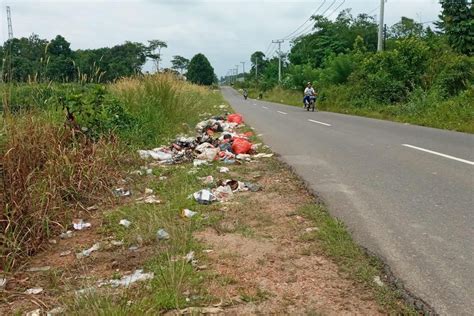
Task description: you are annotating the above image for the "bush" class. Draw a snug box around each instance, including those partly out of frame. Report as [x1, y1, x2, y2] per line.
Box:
[432, 54, 474, 97]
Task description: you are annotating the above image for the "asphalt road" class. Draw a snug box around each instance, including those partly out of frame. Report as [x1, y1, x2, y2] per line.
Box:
[221, 87, 474, 315]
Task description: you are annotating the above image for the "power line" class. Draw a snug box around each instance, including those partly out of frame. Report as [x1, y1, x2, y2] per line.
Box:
[281, 0, 327, 40]
[289, 0, 339, 40]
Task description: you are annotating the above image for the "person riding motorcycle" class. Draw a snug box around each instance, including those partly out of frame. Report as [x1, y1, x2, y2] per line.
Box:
[303, 82, 316, 107]
[243, 89, 248, 100]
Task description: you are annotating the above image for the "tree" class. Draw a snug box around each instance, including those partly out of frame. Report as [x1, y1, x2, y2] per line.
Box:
[46, 35, 75, 81]
[389, 17, 424, 39]
[186, 53, 215, 85]
[437, 0, 473, 55]
[147, 40, 167, 72]
[171, 55, 189, 74]
[250, 51, 266, 77]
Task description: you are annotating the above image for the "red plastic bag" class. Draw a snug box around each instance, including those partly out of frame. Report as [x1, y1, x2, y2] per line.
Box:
[232, 138, 252, 154]
[227, 113, 244, 124]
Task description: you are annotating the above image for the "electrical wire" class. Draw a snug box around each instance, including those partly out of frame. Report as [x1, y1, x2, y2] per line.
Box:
[288, 0, 339, 40]
[281, 0, 327, 40]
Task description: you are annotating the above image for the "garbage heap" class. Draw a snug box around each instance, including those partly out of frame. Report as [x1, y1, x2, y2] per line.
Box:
[138, 113, 269, 166]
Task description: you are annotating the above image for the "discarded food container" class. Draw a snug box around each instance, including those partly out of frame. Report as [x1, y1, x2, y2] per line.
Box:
[193, 189, 216, 204]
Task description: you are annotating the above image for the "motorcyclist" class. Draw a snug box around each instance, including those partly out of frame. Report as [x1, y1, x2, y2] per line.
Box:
[243, 89, 248, 100]
[303, 82, 316, 107]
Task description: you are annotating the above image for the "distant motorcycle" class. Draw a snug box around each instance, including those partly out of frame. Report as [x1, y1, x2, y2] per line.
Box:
[243, 90, 248, 100]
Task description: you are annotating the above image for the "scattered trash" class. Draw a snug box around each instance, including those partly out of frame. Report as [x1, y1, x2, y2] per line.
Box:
[25, 287, 43, 295]
[145, 188, 154, 194]
[130, 170, 143, 176]
[184, 251, 197, 265]
[47, 307, 66, 315]
[179, 307, 224, 314]
[236, 154, 251, 160]
[227, 113, 243, 124]
[138, 148, 173, 161]
[128, 246, 139, 251]
[254, 153, 274, 158]
[219, 167, 229, 173]
[73, 219, 91, 230]
[193, 159, 208, 167]
[201, 175, 214, 184]
[232, 138, 252, 154]
[60, 230, 74, 239]
[76, 243, 101, 259]
[182, 209, 198, 218]
[137, 195, 161, 204]
[244, 182, 262, 192]
[213, 185, 234, 202]
[75, 287, 96, 297]
[146, 168, 153, 175]
[193, 189, 216, 205]
[156, 229, 170, 240]
[203, 249, 214, 253]
[109, 269, 154, 288]
[0, 277, 6, 289]
[119, 219, 132, 228]
[59, 250, 72, 257]
[374, 276, 384, 287]
[26, 309, 41, 316]
[111, 240, 124, 246]
[159, 176, 168, 180]
[27, 266, 51, 272]
[48, 239, 57, 244]
[305, 227, 319, 232]
[113, 188, 131, 197]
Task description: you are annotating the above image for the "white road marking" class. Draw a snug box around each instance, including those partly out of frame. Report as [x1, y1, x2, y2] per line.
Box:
[262, 106, 269, 109]
[402, 144, 474, 166]
[277, 111, 288, 115]
[308, 119, 331, 127]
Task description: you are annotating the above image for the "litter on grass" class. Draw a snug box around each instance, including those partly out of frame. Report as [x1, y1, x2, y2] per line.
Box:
[113, 188, 131, 197]
[108, 270, 154, 287]
[119, 219, 132, 228]
[60, 230, 74, 239]
[27, 266, 51, 272]
[0, 277, 6, 289]
[25, 287, 43, 295]
[193, 189, 216, 204]
[144, 188, 154, 194]
[201, 175, 214, 184]
[156, 229, 170, 240]
[72, 219, 91, 230]
[182, 209, 198, 218]
[219, 167, 230, 173]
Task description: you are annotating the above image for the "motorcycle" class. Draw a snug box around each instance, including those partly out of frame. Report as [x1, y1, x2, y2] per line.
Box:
[304, 95, 316, 112]
[243, 90, 248, 100]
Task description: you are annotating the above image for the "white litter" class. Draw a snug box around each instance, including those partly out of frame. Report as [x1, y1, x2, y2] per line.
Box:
[142, 195, 161, 204]
[184, 251, 195, 264]
[201, 175, 214, 184]
[119, 219, 132, 228]
[59, 250, 72, 257]
[305, 227, 319, 232]
[197, 148, 219, 161]
[219, 167, 230, 173]
[47, 307, 66, 315]
[73, 219, 91, 230]
[27, 266, 51, 272]
[26, 309, 41, 316]
[193, 189, 216, 204]
[0, 277, 6, 289]
[159, 176, 168, 180]
[114, 187, 131, 197]
[60, 230, 74, 239]
[156, 229, 170, 240]
[253, 153, 274, 158]
[213, 185, 234, 202]
[193, 159, 208, 167]
[111, 240, 124, 246]
[109, 269, 154, 288]
[25, 287, 43, 295]
[76, 243, 101, 259]
[138, 148, 173, 161]
[146, 168, 153, 175]
[182, 209, 198, 218]
[144, 188, 154, 194]
[203, 249, 214, 253]
[374, 276, 384, 287]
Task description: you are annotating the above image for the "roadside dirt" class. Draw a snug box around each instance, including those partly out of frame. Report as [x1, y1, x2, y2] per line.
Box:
[195, 162, 384, 315]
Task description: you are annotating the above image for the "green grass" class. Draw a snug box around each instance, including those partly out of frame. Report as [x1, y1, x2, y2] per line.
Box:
[298, 203, 416, 314]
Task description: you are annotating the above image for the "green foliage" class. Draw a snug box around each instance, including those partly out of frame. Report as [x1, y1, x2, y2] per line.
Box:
[389, 17, 424, 39]
[186, 53, 216, 86]
[438, 0, 473, 55]
[171, 55, 189, 73]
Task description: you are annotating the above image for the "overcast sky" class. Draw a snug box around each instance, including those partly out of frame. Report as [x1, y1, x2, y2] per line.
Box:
[1, 0, 441, 77]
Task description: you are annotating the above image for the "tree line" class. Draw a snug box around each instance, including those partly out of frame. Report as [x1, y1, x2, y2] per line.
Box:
[0, 35, 217, 85]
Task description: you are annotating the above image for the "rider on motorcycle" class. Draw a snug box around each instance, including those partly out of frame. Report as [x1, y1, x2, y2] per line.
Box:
[243, 89, 248, 100]
[303, 82, 316, 107]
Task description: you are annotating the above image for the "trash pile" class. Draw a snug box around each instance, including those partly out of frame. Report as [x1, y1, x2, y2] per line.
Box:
[138, 113, 272, 165]
[193, 179, 261, 204]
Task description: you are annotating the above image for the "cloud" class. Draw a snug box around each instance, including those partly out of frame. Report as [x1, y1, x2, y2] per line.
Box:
[3, 0, 441, 76]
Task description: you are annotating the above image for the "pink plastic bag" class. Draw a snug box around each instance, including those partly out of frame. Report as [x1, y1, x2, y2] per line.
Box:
[227, 114, 244, 124]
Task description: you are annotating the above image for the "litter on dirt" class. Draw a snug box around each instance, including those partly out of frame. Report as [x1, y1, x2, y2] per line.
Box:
[179, 307, 224, 314]
[73, 219, 91, 230]
[109, 269, 154, 288]
[193, 159, 208, 167]
[119, 219, 132, 228]
[25, 287, 43, 295]
[27, 266, 51, 272]
[47, 307, 66, 315]
[219, 167, 230, 173]
[144, 188, 154, 194]
[60, 230, 74, 239]
[59, 250, 72, 257]
[76, 243, 101, 259]
[26, 309, 41, 316]
[184, 251, 196, 264]
[374, 276, 384, 287]
[213, 185, 234, 202]
[111, 240, 124, 246]
[156, 229, 170, 240]
[201, 175, 214, 184]
[0, 277, 6, 289]
[137, 195, 161, 204]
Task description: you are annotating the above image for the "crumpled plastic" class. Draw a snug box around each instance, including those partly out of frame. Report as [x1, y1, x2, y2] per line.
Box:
[227, 113, 243, 124]
[109, 269, 154, 288]
[193, 189, 216, 204]
[232, 138, 252, 154]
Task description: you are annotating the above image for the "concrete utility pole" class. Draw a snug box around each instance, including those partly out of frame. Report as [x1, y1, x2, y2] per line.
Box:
[6, 6, 13, 40]
[272, 39, 284, 82]
[377, 0, 385, 51]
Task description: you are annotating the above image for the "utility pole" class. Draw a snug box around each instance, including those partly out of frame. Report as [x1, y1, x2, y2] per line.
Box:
[272, 39, 284, 82]
[7, 6, 13, 40]
[235, 64, 239, 82]
[377, 0, 385, 51]
[240, 61, 245, 80]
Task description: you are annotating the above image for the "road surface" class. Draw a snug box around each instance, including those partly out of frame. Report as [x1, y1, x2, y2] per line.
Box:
[221, 87, 474, 315]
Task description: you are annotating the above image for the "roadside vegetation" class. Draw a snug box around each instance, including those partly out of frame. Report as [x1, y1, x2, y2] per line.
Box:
[233, 1, 473, 133]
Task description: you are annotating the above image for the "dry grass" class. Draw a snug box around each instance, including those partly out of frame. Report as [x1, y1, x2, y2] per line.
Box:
[0, 113, 124, 271]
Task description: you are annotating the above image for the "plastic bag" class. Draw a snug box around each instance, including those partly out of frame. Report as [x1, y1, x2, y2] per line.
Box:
[232, 138, 252, 154]
[227, 113, 244, 124]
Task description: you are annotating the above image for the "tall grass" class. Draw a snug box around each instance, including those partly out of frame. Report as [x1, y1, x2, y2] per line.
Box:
[0, 112, 123, 271]
[111, 74, 219, 147]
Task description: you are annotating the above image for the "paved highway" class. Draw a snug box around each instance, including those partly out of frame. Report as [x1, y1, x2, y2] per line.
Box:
[222, 87, 474, 315]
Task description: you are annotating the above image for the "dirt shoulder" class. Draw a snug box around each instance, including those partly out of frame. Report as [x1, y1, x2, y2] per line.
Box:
[0, 116, 411, 315]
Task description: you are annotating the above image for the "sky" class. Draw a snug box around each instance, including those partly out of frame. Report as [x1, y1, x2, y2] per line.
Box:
[1, 0, 442, 77]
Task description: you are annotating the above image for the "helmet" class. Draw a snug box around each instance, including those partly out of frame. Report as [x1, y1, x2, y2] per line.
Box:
[307, 82, 311, 85]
